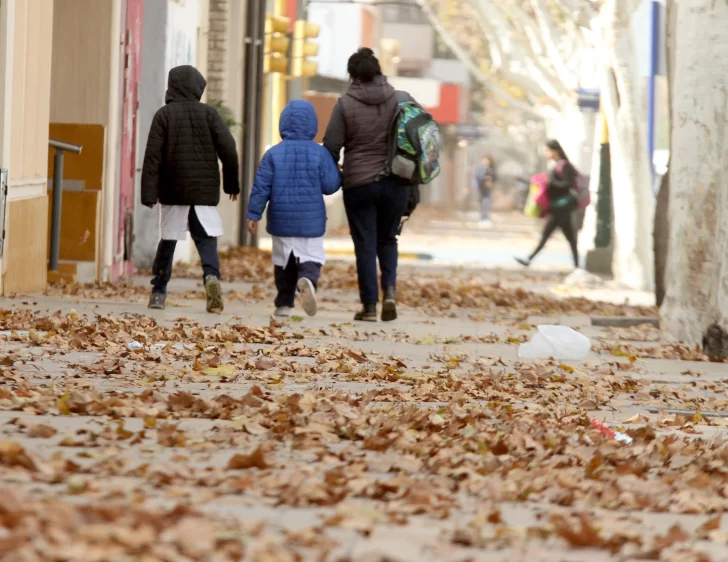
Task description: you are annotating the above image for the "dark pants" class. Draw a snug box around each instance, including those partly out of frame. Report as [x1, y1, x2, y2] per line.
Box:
[530, 209, 579, 267]
[343, 177, 411, 305]
[151, 207, 220, 294]
[274, 252, 321, 307]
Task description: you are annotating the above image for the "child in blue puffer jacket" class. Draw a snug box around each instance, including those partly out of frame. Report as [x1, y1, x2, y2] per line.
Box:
[247, 100, 342, 318]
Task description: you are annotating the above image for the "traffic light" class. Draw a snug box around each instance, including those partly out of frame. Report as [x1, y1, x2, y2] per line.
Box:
[265, 14, 290, 74]
[291, 20, 320, 78]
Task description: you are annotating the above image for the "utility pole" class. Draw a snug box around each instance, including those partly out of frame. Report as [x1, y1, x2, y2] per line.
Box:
[647, 0, 659, 193]
[239, 0, 266, 247]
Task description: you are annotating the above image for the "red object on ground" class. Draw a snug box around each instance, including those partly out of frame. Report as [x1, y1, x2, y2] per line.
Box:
[590, 418, 633, 444]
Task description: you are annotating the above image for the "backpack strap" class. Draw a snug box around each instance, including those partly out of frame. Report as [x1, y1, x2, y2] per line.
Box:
[394, 90, 410, 104]
[380, 91, 411, 180]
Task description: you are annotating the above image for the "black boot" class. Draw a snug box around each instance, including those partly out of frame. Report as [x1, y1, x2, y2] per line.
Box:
[354, 303, 377, 322]
[381, 286, 397, 322]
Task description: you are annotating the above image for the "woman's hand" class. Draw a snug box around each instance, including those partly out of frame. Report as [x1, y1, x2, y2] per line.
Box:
[229, 194, 238, 202]
[248, 220, 258, 235]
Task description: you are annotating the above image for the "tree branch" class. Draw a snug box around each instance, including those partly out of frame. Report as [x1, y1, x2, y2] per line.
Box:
[529, 0, 579, 88]
[472, 0, 561, 104]
[414, 0, 547, 119]
[499, 1, 571, 100]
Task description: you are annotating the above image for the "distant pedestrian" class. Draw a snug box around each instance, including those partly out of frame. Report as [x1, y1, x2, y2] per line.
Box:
[141, 65, 240, 313]
[323, 47, 423, 322]
[516, 139, 580, 269]
[247, 100, 341, 319]
[473, 156, 496, 227]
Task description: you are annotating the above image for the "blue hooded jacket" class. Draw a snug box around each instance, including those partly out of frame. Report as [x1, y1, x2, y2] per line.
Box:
[247, 100, 342, 238]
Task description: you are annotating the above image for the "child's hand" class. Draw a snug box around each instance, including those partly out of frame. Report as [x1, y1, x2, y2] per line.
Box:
[229, 194, 238, 202]
[248, 220, 258, 235]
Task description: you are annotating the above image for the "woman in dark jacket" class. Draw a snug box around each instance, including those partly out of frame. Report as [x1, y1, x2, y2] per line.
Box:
[323, 48, 413, 322]
[516, 140, 580, 269]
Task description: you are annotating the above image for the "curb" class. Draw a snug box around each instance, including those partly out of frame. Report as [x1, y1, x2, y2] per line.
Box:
[591, 316, 660, 328]
[325, 248, 434, 261]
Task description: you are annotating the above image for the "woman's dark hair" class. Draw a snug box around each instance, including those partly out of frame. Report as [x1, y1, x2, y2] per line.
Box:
[347, 48, 382, 82]
[545, 139, 569, 161]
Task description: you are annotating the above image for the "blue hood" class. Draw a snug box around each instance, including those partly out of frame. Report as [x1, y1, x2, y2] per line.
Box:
[280, 100, 318, 141]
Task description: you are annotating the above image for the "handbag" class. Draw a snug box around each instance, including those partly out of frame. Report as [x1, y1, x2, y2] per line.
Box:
[524, 174, 550, 218]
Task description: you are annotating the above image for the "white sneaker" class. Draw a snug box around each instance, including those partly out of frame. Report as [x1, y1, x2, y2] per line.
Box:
[478, 220, 494, 228]
[274, 306, 292, 318]
[297, 278, 318, 317]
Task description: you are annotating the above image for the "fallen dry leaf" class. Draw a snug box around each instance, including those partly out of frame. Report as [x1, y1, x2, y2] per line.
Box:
[227, 446, 270, 470]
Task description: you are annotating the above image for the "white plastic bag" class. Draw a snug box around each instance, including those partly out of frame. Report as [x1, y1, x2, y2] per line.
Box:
[518, 325, 591, 361]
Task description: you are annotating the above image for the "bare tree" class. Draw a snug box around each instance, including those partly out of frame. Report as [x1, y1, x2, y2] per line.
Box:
[661, 0, 728, 357]
[597, 0, 654, 290]
[416, 0, 599, 115]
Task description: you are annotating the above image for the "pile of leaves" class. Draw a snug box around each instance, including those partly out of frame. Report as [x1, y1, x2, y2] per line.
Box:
[393, 277, 657, 317]
[0, 488, 247, 560]
[172, 246, 273, 284]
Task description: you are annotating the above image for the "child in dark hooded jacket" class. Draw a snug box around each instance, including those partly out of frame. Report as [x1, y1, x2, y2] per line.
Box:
[247, 100, 341, 318]
[141, 65, 239, 314]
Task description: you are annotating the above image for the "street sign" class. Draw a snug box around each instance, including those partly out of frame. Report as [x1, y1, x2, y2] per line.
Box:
[577, 88, 600, 112]
[456, 125, 487, 140]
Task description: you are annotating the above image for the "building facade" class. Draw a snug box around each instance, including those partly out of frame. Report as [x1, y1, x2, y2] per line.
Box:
[134, 0, 212, 269]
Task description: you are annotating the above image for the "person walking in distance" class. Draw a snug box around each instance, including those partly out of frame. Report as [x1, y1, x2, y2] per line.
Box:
[473, 156, 495, 228]
[516, 140, 580, 270]
[247, 100, 341, 319]
[141, 65, 240, 313]
[323, 48, 422, 322]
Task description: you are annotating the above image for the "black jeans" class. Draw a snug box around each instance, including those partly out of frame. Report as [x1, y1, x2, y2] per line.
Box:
[151, 207, 221, 294]
[530, 209, 579, 267]
[274, 252, 322, 308]
[343, 177, 411, 305]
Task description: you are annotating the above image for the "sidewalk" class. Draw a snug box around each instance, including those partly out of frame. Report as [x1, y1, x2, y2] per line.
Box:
[259, 211, 578, 269]
[0, 263, 722, 560]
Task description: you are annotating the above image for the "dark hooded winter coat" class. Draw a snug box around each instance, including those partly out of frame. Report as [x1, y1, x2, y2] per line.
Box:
[141, 65, 240, 207]
[247, 100, 341, 238]
[322, 75, 403, 189]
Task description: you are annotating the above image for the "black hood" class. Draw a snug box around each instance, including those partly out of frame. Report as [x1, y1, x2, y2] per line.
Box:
[165, 65, 206, 104]
[346, 75, 395, 106]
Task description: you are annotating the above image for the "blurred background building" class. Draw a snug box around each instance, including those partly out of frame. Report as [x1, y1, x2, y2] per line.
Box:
[0, 0, 640, 293]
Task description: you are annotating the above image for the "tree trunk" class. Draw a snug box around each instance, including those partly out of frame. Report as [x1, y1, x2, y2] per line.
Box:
[653, 167, 669, 307]
[661, 0, 728, 356]
[598, 0, 655, 290]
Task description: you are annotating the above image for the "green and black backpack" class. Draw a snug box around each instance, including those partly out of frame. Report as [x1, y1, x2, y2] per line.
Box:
[387, 92, 441, 185]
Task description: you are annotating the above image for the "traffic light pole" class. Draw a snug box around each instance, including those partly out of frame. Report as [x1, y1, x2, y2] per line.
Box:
[251, 0, 267, 247]
[239, 0, 266, 247]
[287, 0, 307, 101]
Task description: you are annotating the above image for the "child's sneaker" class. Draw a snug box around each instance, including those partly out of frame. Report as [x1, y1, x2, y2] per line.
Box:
[274, 306, 292, 318]
[205, 275, 224, 313]
[297, 278, 317, 317]
[148, 292, 166, 310]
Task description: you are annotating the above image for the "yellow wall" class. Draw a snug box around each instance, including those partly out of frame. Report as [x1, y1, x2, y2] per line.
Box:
[50, 0, 114, 125]
[48, 0, 118, 283]
[4, 196, 49, 294]
[10, 0, 54, 181]
[3, 0, 55, 294]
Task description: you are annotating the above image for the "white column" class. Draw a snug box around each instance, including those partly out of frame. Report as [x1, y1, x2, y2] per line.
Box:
[0, 0, 15, 289]
[101, 0, 123, 281]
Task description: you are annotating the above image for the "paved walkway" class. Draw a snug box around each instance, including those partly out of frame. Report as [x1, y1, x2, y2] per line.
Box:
[260, 211, 578, 269]
[0, 262, 724, 561]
